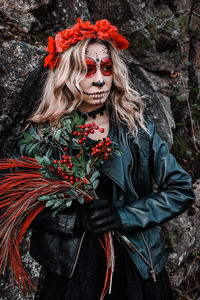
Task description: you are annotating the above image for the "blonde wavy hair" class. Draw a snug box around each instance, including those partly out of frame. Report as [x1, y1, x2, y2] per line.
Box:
[29, 38, 147, 135]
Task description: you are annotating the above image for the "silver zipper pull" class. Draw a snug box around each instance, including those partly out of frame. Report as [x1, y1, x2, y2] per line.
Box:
[150, 270, 157, 282]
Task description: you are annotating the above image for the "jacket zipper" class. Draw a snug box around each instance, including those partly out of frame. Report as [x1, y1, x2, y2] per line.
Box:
[70, 231, 86, 278]
[141, 232, 157, 281]
[116, 231, 157, 281]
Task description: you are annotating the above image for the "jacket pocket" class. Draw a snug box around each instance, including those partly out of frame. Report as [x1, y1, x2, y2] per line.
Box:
[143, 226, 166, 256]
[31, 207, 77, 236]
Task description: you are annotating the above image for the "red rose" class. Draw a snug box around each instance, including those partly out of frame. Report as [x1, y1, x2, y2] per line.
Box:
[81, 30, 96, 39]
[107, 25, 118, 35]
[97, 31, 110, 40]
[44, 18, 129, 70]
[55, 29, 73, 52]
[81, 21, 93, 29]
[72, 23, 82, 35]
[96, 19, 111, 31]
[113, 32, 129, 50]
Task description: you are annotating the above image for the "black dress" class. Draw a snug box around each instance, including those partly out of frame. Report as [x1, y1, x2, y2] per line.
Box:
[34, 123, 175, 300]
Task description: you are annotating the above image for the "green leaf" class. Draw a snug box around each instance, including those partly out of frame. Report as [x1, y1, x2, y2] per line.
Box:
[62, 164, 67, 172]
[72, 138, 80, 147]
[71, 156, 79, 166]
[73, 111, 80, 123]
[41, 171, 51, 179]
[94, 160, 101, 167]
[91, 170, 100, 183]
[35, 156, 44, 165]
[86, 159, 92, 175]
[51, 210, 57, 217]
[51, 194, 59, 199]
[83, 184, 93, 190]
[80, 169, 85, 179]
[76, 118, 85, 126]
[65, 200, 72, 207]
[78, 197, 84, 204]
[37, 144, 46, 155]
[28, 126, 41, 140]
[46, 200, 56, 207]
[57, 193, 65, 198]
[26, 143, 38, 155]
[18, 139, 28, 146]
[64, 121, 72, 133]
[46, 148, 53, 158]
[38, 195, 51, 201]
[43, 156, 51, 166]
[78, 153, 86, 167]
[93, 179, 99, 190]
[61, 130, 69, 140]
[24, 131, 34, 141]
[72, 166, 77, 177]
[59, 137, 68, 146]
[53, 128, 62, 142]
[52, 201, 63, 209]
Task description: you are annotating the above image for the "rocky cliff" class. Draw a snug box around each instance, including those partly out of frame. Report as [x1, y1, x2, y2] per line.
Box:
[0, 0, 199, 299]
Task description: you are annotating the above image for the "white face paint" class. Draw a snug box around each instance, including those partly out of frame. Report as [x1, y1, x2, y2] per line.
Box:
[79, 42, 113, 112]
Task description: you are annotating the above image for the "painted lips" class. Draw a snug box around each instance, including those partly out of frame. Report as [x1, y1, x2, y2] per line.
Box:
[83, 90, 110, 99]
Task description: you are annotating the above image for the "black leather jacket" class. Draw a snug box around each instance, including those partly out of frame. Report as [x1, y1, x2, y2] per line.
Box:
[11, 118, 195, 280]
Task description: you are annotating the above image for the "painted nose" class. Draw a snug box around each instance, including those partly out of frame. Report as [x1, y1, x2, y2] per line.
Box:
[92, 68, 105, 87]
[92, 80, 105, 87]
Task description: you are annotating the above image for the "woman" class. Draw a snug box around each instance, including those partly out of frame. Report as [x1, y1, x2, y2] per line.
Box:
[12, 18, 195, 300]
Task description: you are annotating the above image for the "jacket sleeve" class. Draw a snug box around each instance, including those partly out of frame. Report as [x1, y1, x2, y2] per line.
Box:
[117, 125, 196, 234]
[10, 131, 78, 236]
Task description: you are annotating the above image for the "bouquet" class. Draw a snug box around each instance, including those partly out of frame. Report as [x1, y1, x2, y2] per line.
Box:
[0, 112, 120, 300]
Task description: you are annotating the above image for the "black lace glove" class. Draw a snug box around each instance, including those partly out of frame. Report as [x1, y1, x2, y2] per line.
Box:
[88, 199, 122, 234]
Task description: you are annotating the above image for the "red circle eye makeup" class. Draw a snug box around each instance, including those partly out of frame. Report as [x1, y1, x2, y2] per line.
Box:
[84, 57, 112, 78]
[100, 58, 112, 76]
[85, 58, 97, 78]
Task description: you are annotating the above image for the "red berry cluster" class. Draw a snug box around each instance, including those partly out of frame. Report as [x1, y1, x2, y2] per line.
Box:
[51, 122, 110, 189]
[53, 154, 88, 186]
[73, 122, 104, 144]
[91, 137, 112, 160]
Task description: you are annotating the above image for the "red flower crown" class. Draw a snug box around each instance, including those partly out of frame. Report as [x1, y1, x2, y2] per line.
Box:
[44, 18, 129, 70]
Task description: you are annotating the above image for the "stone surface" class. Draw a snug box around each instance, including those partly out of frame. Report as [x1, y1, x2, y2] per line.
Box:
[165, 179, 200, 287]
[0, 40, 45, 157]
[0, 231, 41, 300]
[0, 0, 54, 33]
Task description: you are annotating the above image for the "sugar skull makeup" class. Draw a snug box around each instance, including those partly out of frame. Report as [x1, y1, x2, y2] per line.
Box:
[85, 57, 113, 78]
[79, 43, 113, 111]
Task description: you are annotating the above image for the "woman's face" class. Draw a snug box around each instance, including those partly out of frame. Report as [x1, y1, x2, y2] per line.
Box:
[79, 42, 113, 111]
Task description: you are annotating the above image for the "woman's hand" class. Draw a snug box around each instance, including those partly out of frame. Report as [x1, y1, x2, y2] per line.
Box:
[88, 199, 122, 234]
[76, 199, 122, 234]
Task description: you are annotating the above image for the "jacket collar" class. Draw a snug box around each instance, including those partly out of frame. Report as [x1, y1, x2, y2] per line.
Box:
[99, 126, 135, 193]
